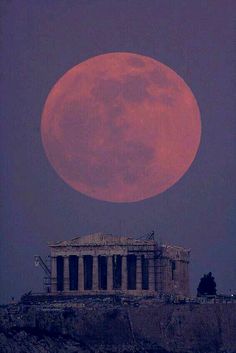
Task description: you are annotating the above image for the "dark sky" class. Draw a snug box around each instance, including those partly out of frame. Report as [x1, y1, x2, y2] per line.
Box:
[1, 0, 235, 303]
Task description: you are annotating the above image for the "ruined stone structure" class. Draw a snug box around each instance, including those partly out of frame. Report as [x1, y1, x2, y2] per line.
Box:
[49, 233, 190, 297]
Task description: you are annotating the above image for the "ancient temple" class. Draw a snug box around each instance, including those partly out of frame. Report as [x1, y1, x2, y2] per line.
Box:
[49, 233, 190, 297]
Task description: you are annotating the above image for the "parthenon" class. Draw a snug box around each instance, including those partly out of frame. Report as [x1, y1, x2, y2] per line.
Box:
[49, 233, 190, 297]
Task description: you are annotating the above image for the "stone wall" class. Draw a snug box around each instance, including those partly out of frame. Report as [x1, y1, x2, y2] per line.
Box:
[159, 245, 190, 296]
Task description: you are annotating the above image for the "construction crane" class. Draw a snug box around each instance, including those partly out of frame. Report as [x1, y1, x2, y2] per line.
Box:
[34, 255, 51, 291]
[137, 230, 155, 240]
[146, 230, 155, 240]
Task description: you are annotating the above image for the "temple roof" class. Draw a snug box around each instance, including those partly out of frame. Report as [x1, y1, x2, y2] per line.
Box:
[49, 232, 155, 247]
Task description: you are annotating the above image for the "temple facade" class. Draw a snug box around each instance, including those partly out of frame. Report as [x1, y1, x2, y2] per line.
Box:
[49, 233, 190, 297]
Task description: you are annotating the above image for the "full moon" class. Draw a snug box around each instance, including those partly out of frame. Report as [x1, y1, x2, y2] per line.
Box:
[41, 52, 201, 202]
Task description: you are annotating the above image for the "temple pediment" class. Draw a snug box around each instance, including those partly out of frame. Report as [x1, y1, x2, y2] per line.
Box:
[49, 232, 147, 247]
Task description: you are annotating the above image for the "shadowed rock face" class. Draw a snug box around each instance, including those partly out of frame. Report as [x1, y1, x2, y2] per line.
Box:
[0, 302, 235, 353]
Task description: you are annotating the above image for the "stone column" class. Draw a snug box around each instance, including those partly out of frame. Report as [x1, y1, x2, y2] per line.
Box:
[122, 255, 127, 291]
[92, 255, 98, 291]
[148, 256, 155, 291]
[174, 261, 178, 283]
[78, 256, 84, 292]
[50, 256, 57, 293]
[107, 256, 113, 291]
[136, 255, 142, 291]
[163, 258, 170, 294]
[185, 262, 190, 296]
[63, 256, 70, 292]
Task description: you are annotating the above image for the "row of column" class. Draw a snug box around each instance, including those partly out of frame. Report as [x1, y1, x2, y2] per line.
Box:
[51, 254, 155, 293]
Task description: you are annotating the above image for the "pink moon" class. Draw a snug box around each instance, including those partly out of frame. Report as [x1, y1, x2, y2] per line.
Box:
[41, 52, 201, 202]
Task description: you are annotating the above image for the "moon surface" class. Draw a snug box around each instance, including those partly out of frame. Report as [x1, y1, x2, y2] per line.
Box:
[41, 52, 201, 202]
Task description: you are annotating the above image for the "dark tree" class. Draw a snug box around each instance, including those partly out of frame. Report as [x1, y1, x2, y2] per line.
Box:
[197, 272, 217, 296]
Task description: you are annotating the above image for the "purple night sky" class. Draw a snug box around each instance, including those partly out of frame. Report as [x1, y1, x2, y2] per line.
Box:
[1, 0, 235, 303]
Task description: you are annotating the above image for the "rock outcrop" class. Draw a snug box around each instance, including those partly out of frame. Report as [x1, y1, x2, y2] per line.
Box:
[0, 299, 235, 353]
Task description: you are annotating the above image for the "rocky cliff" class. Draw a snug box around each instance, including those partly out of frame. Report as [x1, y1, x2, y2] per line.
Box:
[0, 298, 235, 353]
